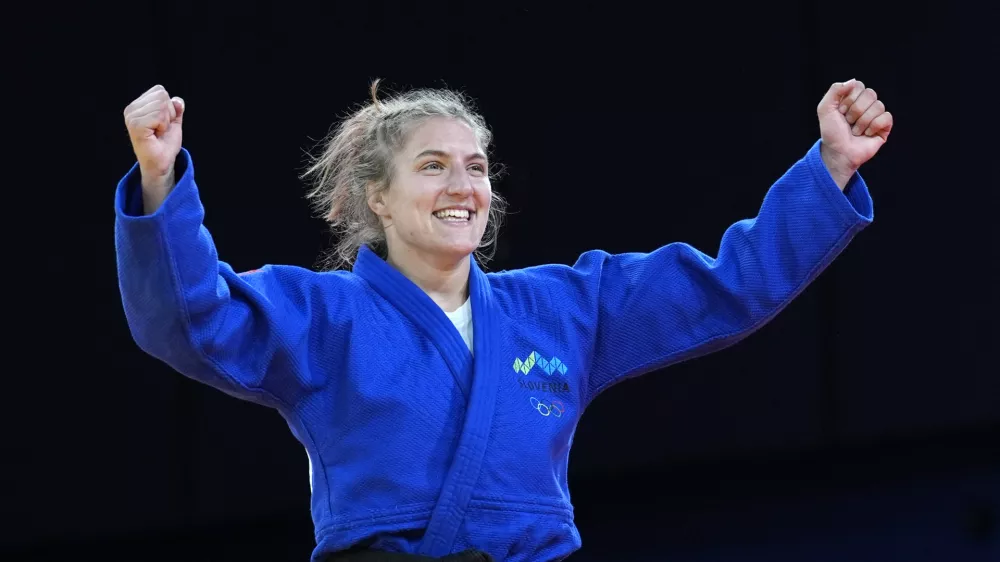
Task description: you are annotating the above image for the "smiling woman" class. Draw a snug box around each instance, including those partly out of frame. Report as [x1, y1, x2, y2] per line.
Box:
[116, 78, 886, 561]
[301, 81, 507, 285]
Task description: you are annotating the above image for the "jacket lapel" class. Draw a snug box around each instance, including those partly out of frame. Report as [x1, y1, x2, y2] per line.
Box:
[352, 246, 474, 399]
[418, 255, 500, 555]
[351, 247, 500, 554]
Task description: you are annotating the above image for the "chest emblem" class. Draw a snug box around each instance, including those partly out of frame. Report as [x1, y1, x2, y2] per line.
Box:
[513, 351, 572, 418]
[513, 351, 568, 376]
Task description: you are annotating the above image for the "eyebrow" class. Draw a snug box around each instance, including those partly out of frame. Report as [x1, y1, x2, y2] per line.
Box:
[413, 149, 488, 163]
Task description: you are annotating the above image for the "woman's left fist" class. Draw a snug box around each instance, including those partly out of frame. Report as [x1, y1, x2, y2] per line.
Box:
[817, 79, 893, 174]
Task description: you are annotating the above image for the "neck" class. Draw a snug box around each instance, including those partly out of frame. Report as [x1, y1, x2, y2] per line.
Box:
[386, 249, 471, 313]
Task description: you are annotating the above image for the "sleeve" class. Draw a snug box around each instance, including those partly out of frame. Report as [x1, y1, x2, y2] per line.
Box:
[550, 139, 875, 403]
[114, 148, 328, 409]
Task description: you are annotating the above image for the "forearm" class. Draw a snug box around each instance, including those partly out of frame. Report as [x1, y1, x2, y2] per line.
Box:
[584, 140, 874, 399]
[116, 151, 225, 361]
[115, 149, 304, 403]
[141, 172, 175, 214]
[820, 142, 858, 191]
[140, 164, 177, 215]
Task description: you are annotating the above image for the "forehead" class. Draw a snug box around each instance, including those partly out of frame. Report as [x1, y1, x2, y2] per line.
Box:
[403, 117, 483, 157]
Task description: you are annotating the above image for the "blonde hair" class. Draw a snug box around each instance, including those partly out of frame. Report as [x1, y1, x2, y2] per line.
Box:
[301, 79, 506, 270]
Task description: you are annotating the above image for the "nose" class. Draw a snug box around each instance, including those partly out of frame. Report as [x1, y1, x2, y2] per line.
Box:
[446, 167, 475, 196]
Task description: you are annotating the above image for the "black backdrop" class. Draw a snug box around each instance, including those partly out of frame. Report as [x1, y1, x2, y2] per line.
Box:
[7, 1, 998, 561]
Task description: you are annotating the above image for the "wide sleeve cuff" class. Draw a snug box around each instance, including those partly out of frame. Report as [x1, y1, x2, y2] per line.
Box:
[804, 138, 875, 228]
[114, 147, 195, 221]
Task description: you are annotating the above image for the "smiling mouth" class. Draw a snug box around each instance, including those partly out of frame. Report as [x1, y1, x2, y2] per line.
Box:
[433, 209, 474, 222]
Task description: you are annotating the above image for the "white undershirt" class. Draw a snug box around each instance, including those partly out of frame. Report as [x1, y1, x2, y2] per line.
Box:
[444, 297, 474, 355]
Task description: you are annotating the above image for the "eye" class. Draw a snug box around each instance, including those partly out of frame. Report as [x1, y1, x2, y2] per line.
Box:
[468, 164, 486, 174]
[421, 161, 444, 171]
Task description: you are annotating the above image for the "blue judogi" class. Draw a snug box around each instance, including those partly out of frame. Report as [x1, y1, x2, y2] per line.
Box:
[114, 139, 873, 561]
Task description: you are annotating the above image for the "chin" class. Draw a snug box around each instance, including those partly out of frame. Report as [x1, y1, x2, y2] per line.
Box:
[441, 244, 479, 258]
[434, 239, 481, 259]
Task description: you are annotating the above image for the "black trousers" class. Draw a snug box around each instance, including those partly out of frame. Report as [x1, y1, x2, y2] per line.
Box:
[324, 549, 495, 562]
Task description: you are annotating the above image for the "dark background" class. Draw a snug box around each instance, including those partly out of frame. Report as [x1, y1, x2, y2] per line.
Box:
[7, 1, 997, 561]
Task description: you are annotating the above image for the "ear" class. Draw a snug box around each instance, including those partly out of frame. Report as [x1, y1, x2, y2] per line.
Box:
[367, 186, 388, 218]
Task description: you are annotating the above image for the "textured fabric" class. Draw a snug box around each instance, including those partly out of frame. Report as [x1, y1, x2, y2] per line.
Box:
[114, 139, 874, 562]
[325, 548, 494, 561]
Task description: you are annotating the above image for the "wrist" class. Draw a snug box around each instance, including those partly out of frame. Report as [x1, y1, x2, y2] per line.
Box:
[820, 143, 857, 192]
[140, 166, 175, 193]
[139, 167, 176, 215]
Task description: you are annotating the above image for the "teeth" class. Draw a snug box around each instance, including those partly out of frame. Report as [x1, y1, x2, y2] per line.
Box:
[434, 209, 470, 220]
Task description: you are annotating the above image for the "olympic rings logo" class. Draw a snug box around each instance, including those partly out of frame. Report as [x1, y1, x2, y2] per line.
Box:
[530, 397, 565, 417]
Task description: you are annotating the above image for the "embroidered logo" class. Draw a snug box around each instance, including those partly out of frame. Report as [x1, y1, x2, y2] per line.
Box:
[514, 350, 571, 418]
[513, 351, 568, 376]
[519, 379, 570, 393]
[530, 397, 565, 417]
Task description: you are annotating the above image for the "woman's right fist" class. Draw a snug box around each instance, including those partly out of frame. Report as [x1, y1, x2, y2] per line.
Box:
[123, 85, 185, 183]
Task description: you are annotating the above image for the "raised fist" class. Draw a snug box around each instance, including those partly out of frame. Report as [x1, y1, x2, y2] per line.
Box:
[817, 79, 893, 175]
[123, 85, 185, 186]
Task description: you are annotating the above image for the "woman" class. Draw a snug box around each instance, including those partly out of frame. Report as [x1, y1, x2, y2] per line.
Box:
[116, 79, 891, 561]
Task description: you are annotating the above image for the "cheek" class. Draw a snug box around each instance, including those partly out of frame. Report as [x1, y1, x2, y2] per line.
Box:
[392, 178, 437, 209]
[477, 184, 492, 210]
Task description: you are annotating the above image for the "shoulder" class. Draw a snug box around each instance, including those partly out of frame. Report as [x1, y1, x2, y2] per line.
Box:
[485, 249, 613, 315]
[487, 249, 615, 288]
[230, 263, 371, 307]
